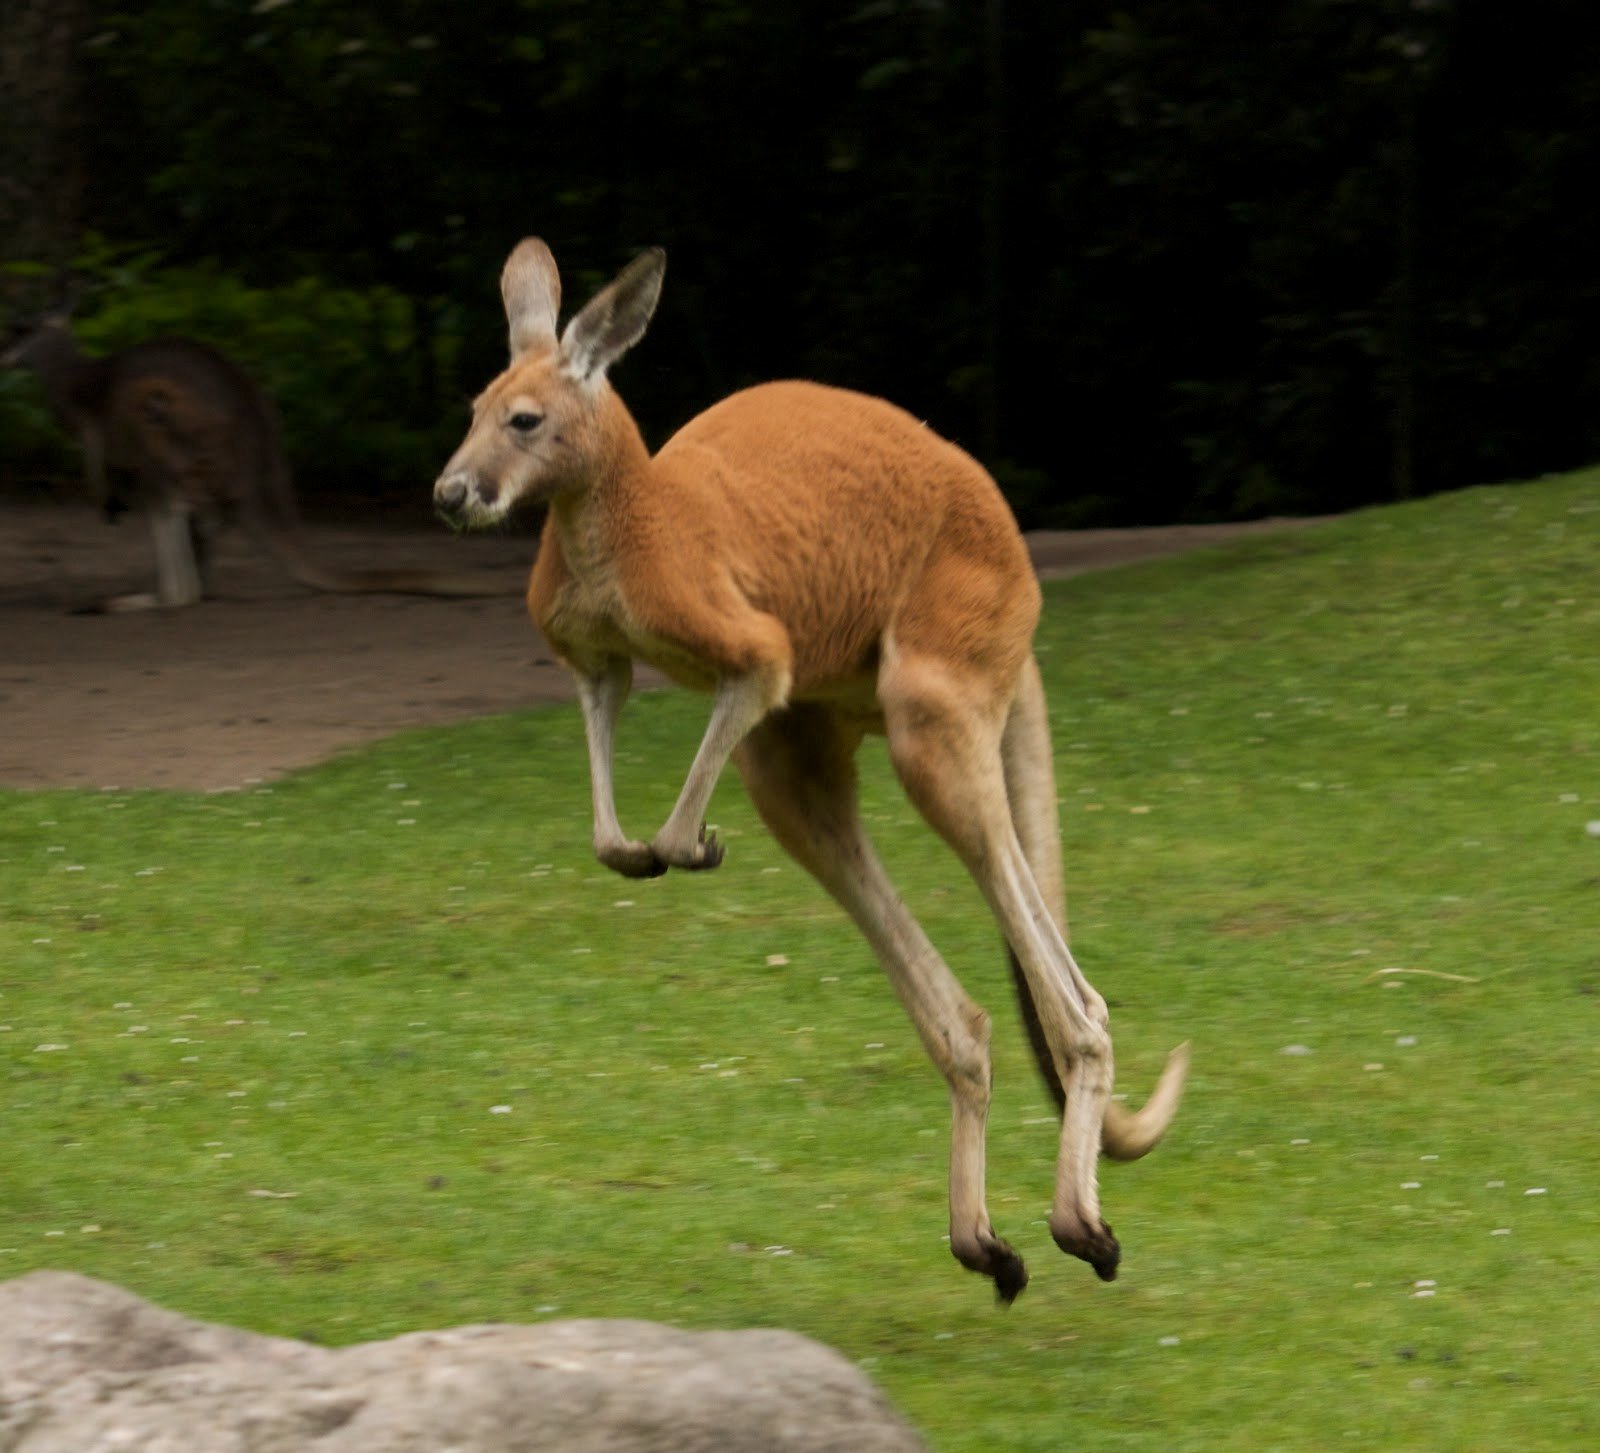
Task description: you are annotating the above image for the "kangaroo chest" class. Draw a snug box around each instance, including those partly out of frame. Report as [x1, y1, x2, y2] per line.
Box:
[529, 516, 717, 690]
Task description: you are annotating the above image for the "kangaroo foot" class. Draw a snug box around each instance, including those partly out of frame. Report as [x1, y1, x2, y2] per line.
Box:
[1051, 1213, 1121, 1282]
[953, 1227, 1029, 1305]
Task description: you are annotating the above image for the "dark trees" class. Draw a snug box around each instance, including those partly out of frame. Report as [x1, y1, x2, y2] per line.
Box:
[4, 0, 1598, 523]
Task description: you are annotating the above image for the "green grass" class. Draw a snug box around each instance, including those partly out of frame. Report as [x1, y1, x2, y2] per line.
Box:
[4, 471, 1599, 1450]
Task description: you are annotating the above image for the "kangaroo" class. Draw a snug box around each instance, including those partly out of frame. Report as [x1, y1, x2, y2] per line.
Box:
[2, 317, 516, 611]
[434, 239, 1189, 1301]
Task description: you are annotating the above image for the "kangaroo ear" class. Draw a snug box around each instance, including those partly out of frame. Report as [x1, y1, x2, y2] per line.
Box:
[559, 247, 665, 385]
[501, 238, 562, 358]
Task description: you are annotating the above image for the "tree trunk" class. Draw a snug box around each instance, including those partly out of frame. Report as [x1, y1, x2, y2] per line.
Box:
[0, 0, 86, 305]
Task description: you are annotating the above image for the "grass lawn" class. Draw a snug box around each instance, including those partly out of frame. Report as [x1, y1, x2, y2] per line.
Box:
[3, 470, 1597, 1450]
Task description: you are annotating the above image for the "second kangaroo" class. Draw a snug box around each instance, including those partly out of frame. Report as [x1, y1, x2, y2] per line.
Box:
[3, 318, 514, 611]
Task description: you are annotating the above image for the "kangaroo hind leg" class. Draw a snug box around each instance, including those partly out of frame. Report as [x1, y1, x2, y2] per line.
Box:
[881, 647, 1121, 1280]
[732, 704, 1028, 1302]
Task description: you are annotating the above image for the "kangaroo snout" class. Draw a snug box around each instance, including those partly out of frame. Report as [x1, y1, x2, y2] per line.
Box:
[434, 469, 506, 528]
[434, 474, 469, 516]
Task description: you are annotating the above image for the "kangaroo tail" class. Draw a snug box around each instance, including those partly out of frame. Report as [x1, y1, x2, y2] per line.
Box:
[1000, 655, 1188, 1161]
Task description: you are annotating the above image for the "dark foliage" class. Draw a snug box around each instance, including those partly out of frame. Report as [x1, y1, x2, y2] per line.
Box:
[4, 0, 1598, 523]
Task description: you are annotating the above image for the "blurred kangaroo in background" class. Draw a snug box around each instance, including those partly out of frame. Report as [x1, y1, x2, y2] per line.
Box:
[2, 317, 515, 612]
[434, 239, 1189, 1301]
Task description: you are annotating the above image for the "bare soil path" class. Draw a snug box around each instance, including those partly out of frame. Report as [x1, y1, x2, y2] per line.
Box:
[0, 504, 1315, 791]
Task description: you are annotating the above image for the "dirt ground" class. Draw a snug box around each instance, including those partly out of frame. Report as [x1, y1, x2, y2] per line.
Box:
[0, 503, 1315, 792]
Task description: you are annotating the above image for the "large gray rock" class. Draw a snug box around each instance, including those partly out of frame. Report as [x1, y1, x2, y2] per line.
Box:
[0, 1272, 927, 1452]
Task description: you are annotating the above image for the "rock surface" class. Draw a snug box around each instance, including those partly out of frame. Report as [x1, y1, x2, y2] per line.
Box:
[0, 1271, 928, 1452]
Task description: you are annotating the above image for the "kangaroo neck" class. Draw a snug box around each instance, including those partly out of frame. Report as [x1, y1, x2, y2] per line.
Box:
[547, 392, 654, 571]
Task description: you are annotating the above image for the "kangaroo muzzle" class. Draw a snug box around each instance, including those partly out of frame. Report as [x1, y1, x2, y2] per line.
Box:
[433, 474, 467, 514]
[434, 470, 501, 525]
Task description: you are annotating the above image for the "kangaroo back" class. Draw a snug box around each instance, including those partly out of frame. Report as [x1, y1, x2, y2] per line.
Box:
[639, 380, 1036, 693]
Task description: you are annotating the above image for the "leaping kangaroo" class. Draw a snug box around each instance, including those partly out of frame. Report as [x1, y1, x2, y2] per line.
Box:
[434, 239, 1189, 1301]
[2, 317, 517, 612]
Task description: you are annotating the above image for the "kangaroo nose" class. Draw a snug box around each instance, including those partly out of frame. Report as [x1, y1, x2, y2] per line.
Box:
[434, 475, 469, 515]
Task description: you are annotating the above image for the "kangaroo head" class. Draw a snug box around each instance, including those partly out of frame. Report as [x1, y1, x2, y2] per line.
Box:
[434, 239, 665, 526]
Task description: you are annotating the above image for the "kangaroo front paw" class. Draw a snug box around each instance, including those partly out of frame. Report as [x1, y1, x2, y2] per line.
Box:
[652, 824, 725, 872]
[596, 840, 668, 879]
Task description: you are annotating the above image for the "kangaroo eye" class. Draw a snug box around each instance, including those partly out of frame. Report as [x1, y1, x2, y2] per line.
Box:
[508, 410, 544, 433]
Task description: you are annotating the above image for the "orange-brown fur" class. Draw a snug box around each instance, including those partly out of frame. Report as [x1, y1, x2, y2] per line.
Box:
[528, 379, 1038, 707]
[435, 239, 1187, 1300]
